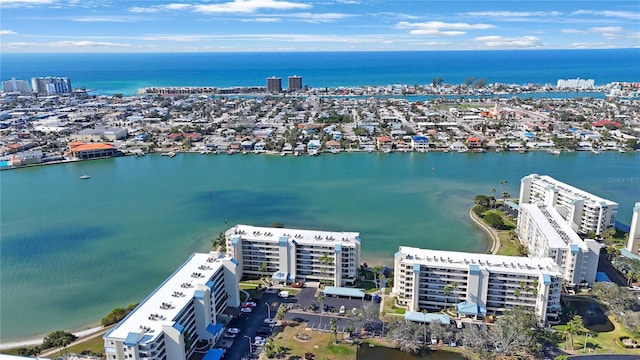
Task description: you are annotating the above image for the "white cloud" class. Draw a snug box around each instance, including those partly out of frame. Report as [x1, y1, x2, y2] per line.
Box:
[193, 0, 311, 14]
[287, 12, 353, 23]
[396, 21, 493, 37]
[0, 29, 18, 35]
[464, 11, 561, 18]
[72, 16, 140, 23]
[474, 35, 543, 48]
[3, 40, 132, 48]
[569, 42, 620, 49]
[572, 10, 640, 21]
[241, 17, 281, 22]
[371, 12, 420, 20]
[0, 0, 55, 4]
[590, 26, 623, 33]
[128, 6, 159, 13]
[561, 29, 586, 34]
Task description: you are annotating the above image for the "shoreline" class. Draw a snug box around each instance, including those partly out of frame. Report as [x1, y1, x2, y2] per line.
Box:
[469, 207, 501, 255]
[0, 325, 104, 351]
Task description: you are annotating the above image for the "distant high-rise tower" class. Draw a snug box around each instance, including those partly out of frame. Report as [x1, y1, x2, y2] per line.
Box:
[288, 75, 302, 91]
[266, 76, 282, 93]
[625, 202, 640, 256]
[31, 77, 72, 95]
[2, 78, 30, 93]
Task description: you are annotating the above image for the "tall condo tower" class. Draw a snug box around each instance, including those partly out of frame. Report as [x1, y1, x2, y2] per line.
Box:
[267, 76, 282, 93]
[288, 75, 302, 91]
[625, 202, 640, 256]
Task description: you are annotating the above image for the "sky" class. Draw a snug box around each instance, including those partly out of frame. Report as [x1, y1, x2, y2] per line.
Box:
[0, 0, 639, 53]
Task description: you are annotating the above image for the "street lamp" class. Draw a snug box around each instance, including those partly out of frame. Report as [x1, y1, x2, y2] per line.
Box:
[265, 303, 271, 319]
[244, 335, 253, 354]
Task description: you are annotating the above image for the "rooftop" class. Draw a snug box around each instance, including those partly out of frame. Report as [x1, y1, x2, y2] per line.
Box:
[397, 246, 561, 276]
[521, 202, 586, 250]
[227, 224, 361, 247]
[527, 174, 618, 206]
[105, 251, 233, 343]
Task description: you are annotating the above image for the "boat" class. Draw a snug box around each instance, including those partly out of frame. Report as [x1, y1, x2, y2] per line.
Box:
[308, 149, 319, 156]
[79, 175, 90, 179]
[280, 152, 286, 157]
[162, 152, 176, 158]
[383, 148, 391, 154]
[548, 149, 561, 155]
[591, 149, 601, 155]
[618, 148, 626, 153]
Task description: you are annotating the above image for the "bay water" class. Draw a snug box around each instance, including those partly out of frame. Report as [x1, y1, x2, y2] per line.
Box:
[1, 151, 639, 341]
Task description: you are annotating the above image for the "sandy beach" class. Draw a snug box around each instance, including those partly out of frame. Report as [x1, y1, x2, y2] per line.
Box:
[0, 326, 104, 350]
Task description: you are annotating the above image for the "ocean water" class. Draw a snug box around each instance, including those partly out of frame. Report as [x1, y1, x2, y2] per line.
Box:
[1, 152, 639, 341]
[1, 49, 639, 95]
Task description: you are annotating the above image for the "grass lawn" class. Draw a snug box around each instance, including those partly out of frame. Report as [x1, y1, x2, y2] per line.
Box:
[496, 231, 521, 256]
[554, 317, 639, 355]
[271, 322, 357, 360]
[62, 335, 105, 356]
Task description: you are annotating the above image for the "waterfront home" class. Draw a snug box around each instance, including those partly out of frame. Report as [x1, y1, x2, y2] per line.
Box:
[376, 136, 393, 151]
[410, 135, 429, 151]
[68, 142, 116, 159]
[449, 141, 468, 152]
[466, 136, 482, 149]
[325, 140, 342, 152]
[307, 139, 321, 152]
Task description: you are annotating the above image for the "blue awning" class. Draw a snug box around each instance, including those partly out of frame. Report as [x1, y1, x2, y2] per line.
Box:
[207, 323, 224, 336]
[457, 301, 486, 316]
[595, 272, 611, 282]
[404, 311, 451, 325]
[323, 286, 365, 298]
[203, 348, 225, 360]
[172, 322, 185, 334]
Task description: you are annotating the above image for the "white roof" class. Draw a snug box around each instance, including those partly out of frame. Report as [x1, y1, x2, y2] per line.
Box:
[106, 252, 232, 343]
[530, 174, 618, 206]
[397, 246, 561, 276]
[228, 224, 360, 247]
[521, 203, 586, 250]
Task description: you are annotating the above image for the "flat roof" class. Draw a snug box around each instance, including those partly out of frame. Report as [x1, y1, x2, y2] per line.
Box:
[526, 174, 618, 206]
[323, 286, 365, 298]
[105, 251, 232, 343]
[398, 246, 561, 276]
[404, 311, 451, 325]
[227, 224, 360, 247]
[521, 203, 586, 251]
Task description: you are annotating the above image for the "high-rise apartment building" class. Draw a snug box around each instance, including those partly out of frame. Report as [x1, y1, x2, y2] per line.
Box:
[393, 247, 563, 324]
[517, 202, 600, 287]
[266, 76, 282, 93]
[288, 75, 302, 91]
[625, 202, 640, 256]
[31, 77, 72, 95]
[2, 78, 30, 93]
[519, 174, 618, 236]
[103, 251, 240, 360]
[225, 224, 360, 287]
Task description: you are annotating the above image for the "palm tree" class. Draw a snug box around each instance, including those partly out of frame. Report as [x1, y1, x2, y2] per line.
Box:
[317, 296, 324, 325]
[443, 284, 452, 310]
[330, 318, 338, 344]
[565, 315, 584, 350]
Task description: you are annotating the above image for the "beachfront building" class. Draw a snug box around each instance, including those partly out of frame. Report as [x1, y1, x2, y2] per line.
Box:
[2, 78, 30, 93]
[625, 202, 640, 256]
[517, 202, 600, 287]
[225, 224, 361, 287]
[556, 78, 595, 90]
[288, 75, 302, 91]
[519, 174, 618, 236]
[393, 246, 563, 324]
[266, 76, 282, 93]
[103, 251, 240, 360]
[31, 77, 72, 95]
[68, 141, 116, 159]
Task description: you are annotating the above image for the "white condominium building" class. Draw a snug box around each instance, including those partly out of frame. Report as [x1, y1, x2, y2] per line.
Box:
[104, 251, 240, 360]
[517, 202, 600, 287]
[225, 224, 361, 287]
[625, 202, 640, 256]
[519, 174, 618, 236]
[393, 247, 562, 324]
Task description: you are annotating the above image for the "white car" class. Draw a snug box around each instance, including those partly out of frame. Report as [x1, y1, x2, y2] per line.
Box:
[226, 328, 241, 334]
[254, 339, 266, 347]
[431, 334, 437, 345]
[264, 318, 276, 325]
[240, 307, 253, 313]
[339, 306, 345, 315]
[278, 291, 290, 298]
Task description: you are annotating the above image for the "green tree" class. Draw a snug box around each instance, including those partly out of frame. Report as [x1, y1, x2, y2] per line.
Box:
[564, 315, 585, 350]
[484, 211, 505, 229]
[330, 318, 338, 344]
[443, 284, 452, 310]
[42, 331, 77, 350]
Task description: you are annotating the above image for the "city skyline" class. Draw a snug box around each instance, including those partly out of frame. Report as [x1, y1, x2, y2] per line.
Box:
[0, 0, 639, 53]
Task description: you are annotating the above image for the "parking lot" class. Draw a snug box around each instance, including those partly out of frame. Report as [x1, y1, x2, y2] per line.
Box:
[216, 285, 382, 359]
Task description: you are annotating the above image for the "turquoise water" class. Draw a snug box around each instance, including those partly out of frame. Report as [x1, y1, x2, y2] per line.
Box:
[1, 152, 639, 341]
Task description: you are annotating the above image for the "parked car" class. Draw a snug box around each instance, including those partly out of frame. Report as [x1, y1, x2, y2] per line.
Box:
[244, 302, 257, 308]
[256, 327, 272, 336]
[264, 318, 276, 325]
[278, 291, 290, 298]
[240, 307, 253, 313]
[455, 320, 463, 329]
[339, 306, 346, 315]
[449, 339, 457, 347]
[226, 328, 241, 334]
[431, 334, 437, 345]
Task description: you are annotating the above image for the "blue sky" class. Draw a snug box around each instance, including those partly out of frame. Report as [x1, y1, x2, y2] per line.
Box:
[1, 0, 638, 52]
